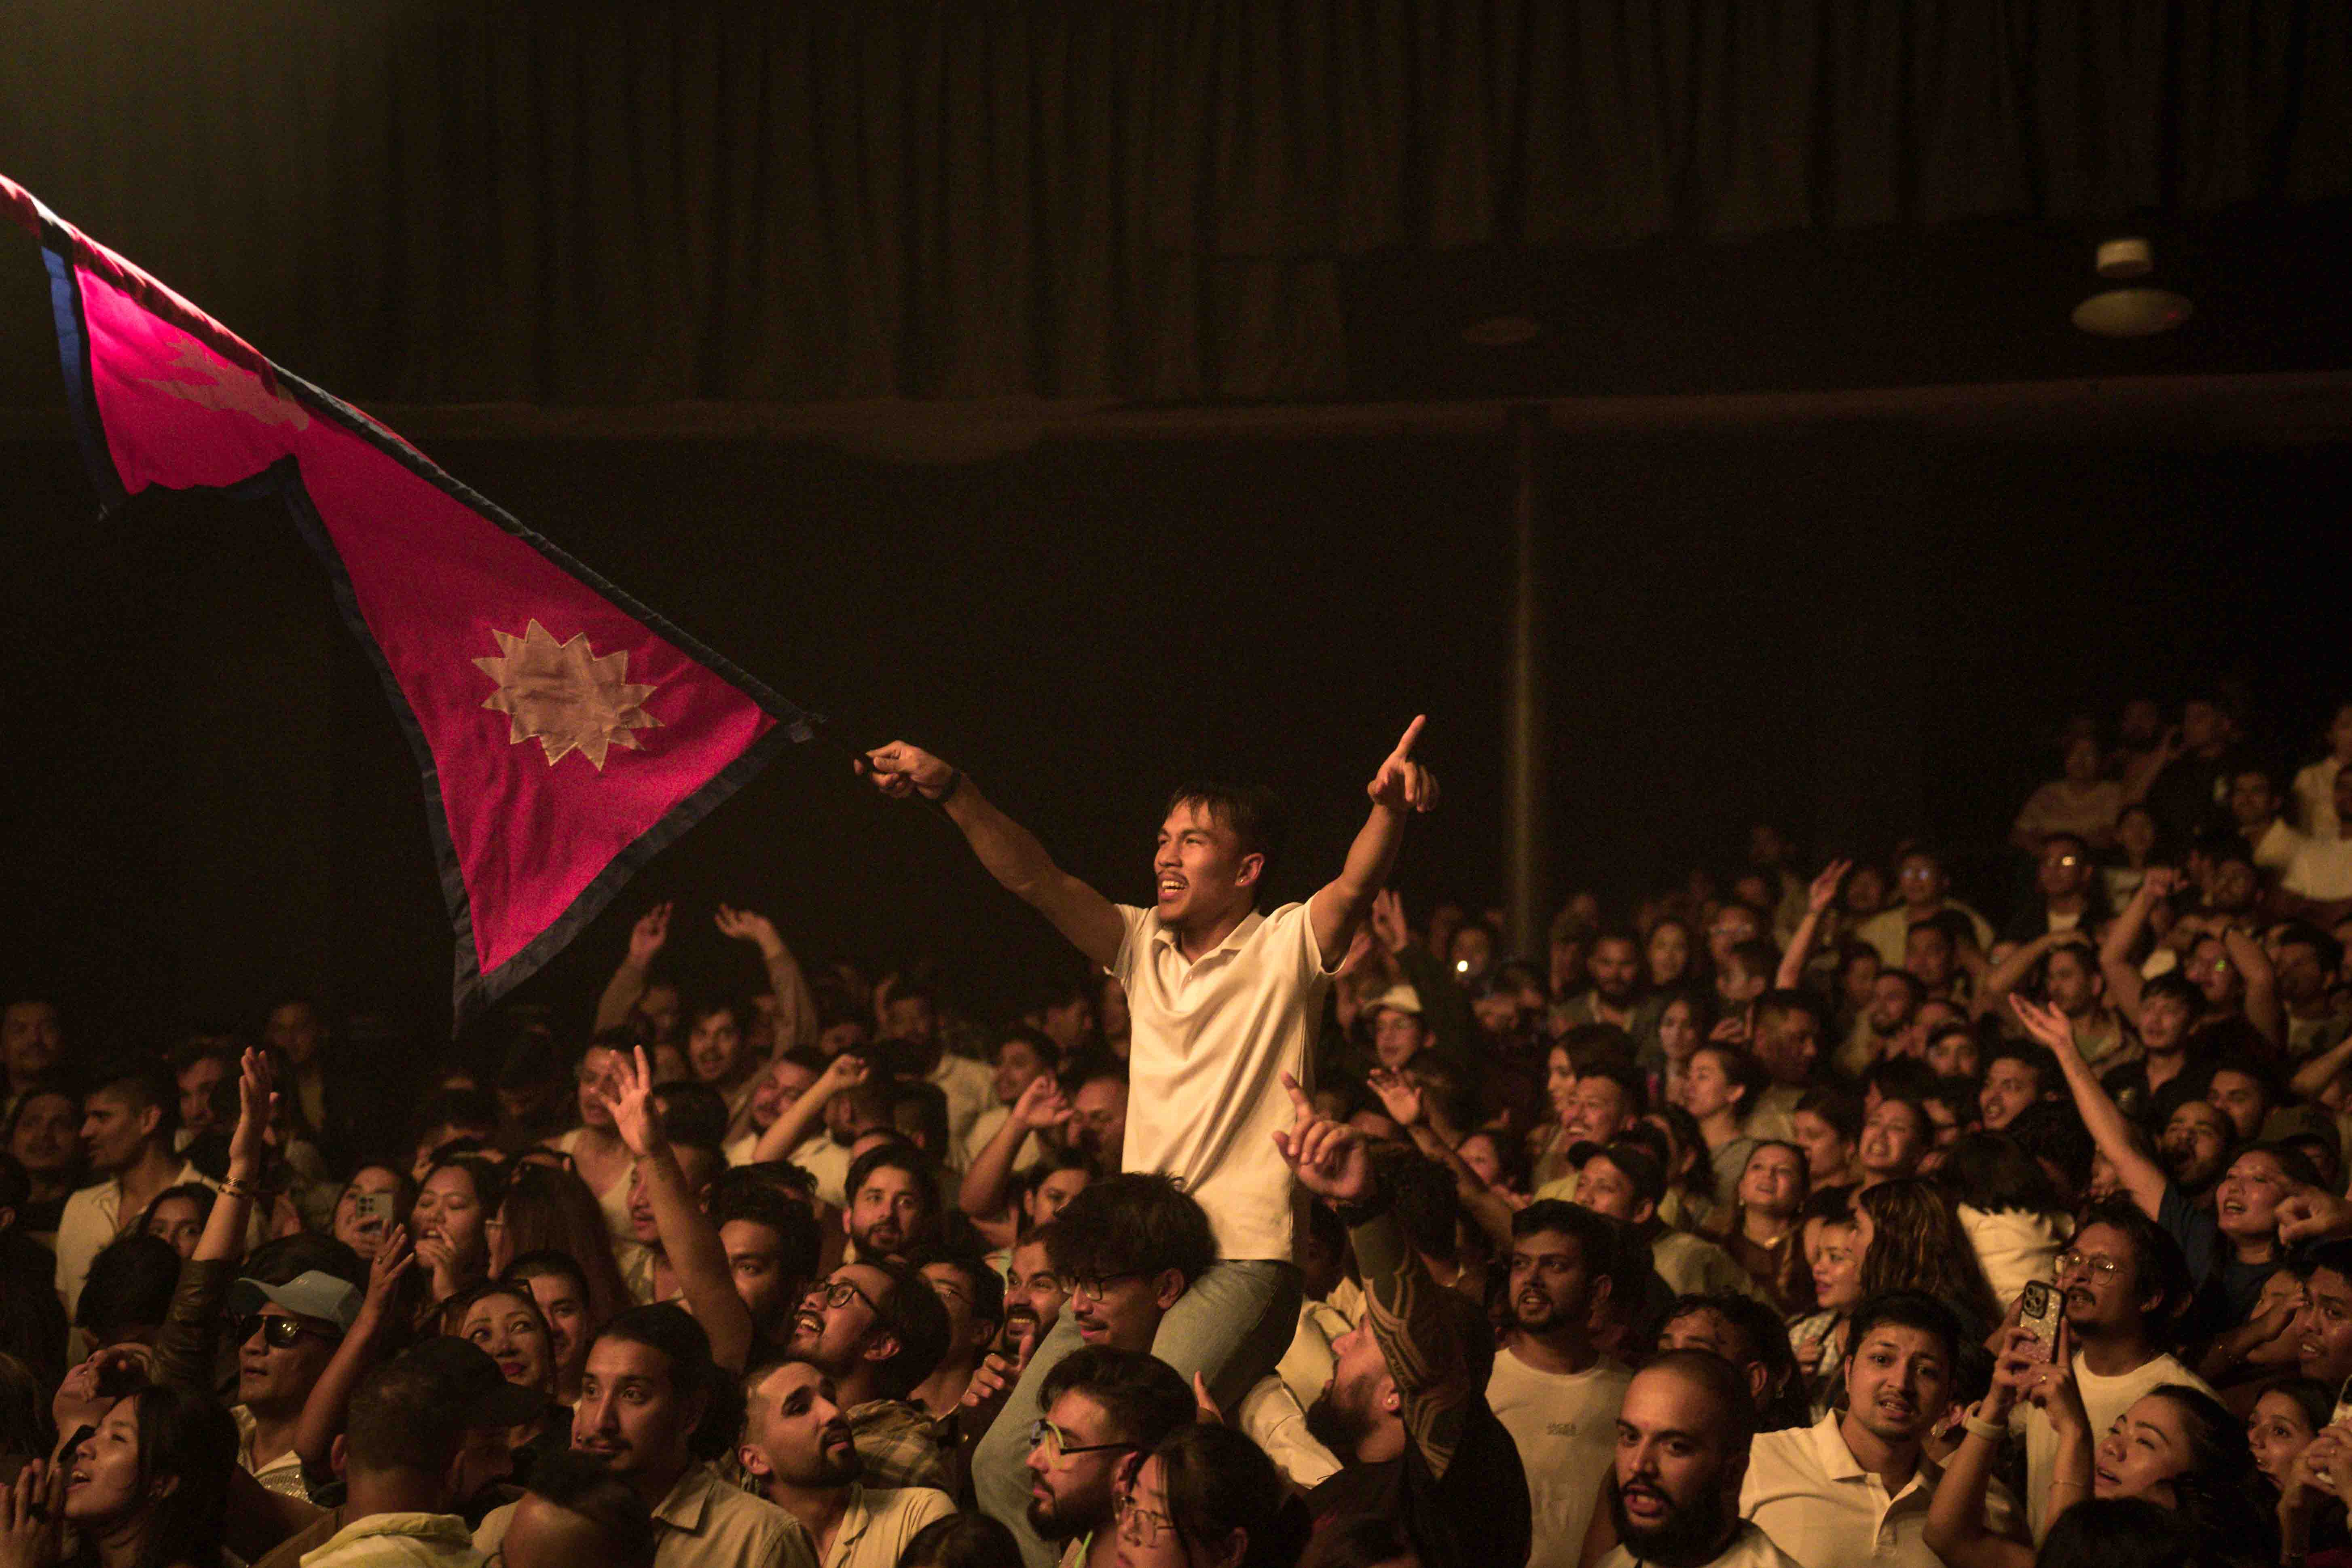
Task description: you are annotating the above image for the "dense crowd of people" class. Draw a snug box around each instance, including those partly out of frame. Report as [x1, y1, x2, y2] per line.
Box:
[5, 690, 2352, 1568]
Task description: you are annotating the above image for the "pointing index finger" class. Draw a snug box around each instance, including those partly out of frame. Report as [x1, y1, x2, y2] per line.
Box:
[1280, 1072, 1314, 1117]
[1392, 714, 1428, 760]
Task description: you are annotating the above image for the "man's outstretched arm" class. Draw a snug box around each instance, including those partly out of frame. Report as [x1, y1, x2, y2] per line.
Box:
[1308, 716, 1441, 963]
[864, 742, 1125, 971]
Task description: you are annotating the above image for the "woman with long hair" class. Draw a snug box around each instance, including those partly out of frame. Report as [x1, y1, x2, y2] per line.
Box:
[1787, 1216, 1863, 1420]
[503, 1252, 597, 1407]
[486, 1164, 630, 1331]
[327, 1164, 418, 1265]
[1644, 1105, 1722, 1233]
[2246, 1375, 2330, 1491]
[1929, 1323, 2274, 1568]
[1931, 1132, 2069, 1309]
[546, 1033, 649, 1251]
[0, 1381, 240, 1568]
[446, 1282, 569, 1485]
[1707, 1141, 1814, 1316]
[1853, 1179, 2000, 1340]
[410, 1156, 505, 1312]
[1114, 1423, 1309, 1568]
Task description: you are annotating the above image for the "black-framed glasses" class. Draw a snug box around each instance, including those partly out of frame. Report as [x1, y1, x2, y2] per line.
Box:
[1115, 1492, 1176, 1547]
[233, 1314, 339, 1350]
[1026, 1418, 1138, 1465]
[815, 1278, 881, 1315]
[1067, 1270, 1145, 1302]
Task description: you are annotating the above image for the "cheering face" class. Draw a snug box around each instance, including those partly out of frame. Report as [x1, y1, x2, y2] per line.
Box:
[2158, 1102, 2231, 1190]
[688, 1008, 747, 1086]
[2092, 1394, 2195, 1503]
[1509, 1228, 1600, 1335]
[1737, 1145, 1804, 1219]
[749, 1057, 818, 1133]
[789, 1265, 895, 1372]
[1610, 1367, 1743, 1565]
[461, 1290, 553, 1392]
[1004, 1240, 1068, 1355]
[992, 1039, 1049, 1108]
[1978, 1059, 2042, 1131]
[1857, 1101, 1925, 1179]
[1842, 1323, 1948, 1447]
[2214, 1152, 2297, 1241]
[1563, 1077, 1632, 1145]
[1152, 801, 1258, 932]
[2248, 1388, 2318, 1484]
[63, 1401, 150, 1527]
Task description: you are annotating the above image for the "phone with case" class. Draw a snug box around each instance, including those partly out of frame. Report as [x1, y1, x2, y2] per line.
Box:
[2018, 1280, 2064, 1361]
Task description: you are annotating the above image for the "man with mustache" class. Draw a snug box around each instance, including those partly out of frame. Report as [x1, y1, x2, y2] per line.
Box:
[842, 1144, 938, 1262]
[785, 1257, 956, 1491]
[739, 1358, 955, 1568]
[864, 719, 1438, 1566]
[473, 1305, 806, 1568]
[1001, 1228, 1070, 1363]
[1022, 1348, 1195, 1568]
[2014, 1197, 2213, 1536]
[1601, 1352, 1798, 1568]
[1740, 1291, 2020, 1568]
[1486, 1200, 1632, 1568]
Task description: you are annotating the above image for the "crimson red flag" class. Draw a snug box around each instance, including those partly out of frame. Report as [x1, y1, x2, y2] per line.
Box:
[3, 174, 818, 1020]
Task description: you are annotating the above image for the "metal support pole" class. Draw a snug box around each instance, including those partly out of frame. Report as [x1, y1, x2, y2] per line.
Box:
[1504, 406, 1548, 957]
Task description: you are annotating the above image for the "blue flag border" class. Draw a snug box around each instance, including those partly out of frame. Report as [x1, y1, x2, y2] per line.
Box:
[25, 193, 822, 1027]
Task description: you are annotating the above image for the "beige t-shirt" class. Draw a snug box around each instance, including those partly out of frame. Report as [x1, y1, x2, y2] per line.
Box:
[1113, 901, 1331, 1264]
[475, 1462, 813, 1568]
[1487, 1348, 1631, 1568]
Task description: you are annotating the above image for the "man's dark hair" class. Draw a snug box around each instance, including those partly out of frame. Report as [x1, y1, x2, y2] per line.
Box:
[710, 1183, 823, 1287]
[165, 1037, 237, 1078]
[1559, 1023, 1639, 1071]
[995, 1025, 1062, 1076]
[1984, 1040, 2060, 1097]
[1509, 1199, 1615, 1265]
[1163, 782, 1288, 895]
[1064, 1054, 1130, 1096]
[346, 1352, 467, 1475]
[1037, 1345, 1196, 1450]
[413, 1088, 500, 1149]
[1047, 1172, 1218, 1289]
[2072, 1195, 2195, 1330]
[846, 1143, 940, 1224]
[1794, 1086, 1862, 1144]
[2277, 921, 2345, 979]
[866, 1256, 953, 1401]
[593, 1303, 737, 1458]
[1846, 1289, 1963, 1371]
[1863, 1055, 1940, 1106]
[1875, 968, 1928, 1013]
[86, 1058, 173, 1126]
[1570, 1056, 1649, 1117]
[2004, 1100, 2098, 1194]
[76, 1234, 181, 1336]
[0, 1150, 25, 1213]
[1753, 989, 1824, 1035]
[899, 1513, 1025, 1568]
[1934, 1132, 2067, 1217]
[686, 992, 751, 1030]
[2142, 971, 2206, 1017]
[1658, 1292, 1809, 1431]
[649, 1082, 730, 1153]
[888, 1080, 953, 1157]
[911, 1244, 1006, 1331]
[522, 1447, 658, 1568]
[1637, 1348, 1757, 1449]
[2201, 1054, 2281, 1111]
[2242, 1141, 2326, 1193]
[1726, 938, 1782, 979]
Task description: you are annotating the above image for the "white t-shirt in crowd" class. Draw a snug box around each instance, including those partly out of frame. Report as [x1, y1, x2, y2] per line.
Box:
[1599, 1520, 1804, 1568]
[2285, 838, 2352, 903]
[788, 1133, 855, 1210]
[1113, 901, 1332, 1264]
[54, 1160, 216, 1318]
[1487, 1346, 1633, 1568]
[1742, 1410, 2018, 1568]
[2017, 1351, 2215, 1537]
[1958, 1205, 2065, 1309]
[2297, 757, 2344, 840]
[926, 1052, 995, 1167]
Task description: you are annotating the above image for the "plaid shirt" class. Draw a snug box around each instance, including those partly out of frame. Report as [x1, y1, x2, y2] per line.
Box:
[847, 1400, 950, 1493]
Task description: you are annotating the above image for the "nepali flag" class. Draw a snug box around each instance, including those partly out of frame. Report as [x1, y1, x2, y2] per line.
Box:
[2, 174, 819, 1021]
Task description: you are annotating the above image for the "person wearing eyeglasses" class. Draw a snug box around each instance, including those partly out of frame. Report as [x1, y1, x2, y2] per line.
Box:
[1853, 849, 1995, 972]
[737, 1357, 954, 1568]
[1115, 1422, 1307, 1568]
[1022, 1346, 1195, 1568]
[908, 1248, 1007, 1418]
[785, 1259, 955, 1491]
[228, 1249, 368, 1498]
[2005, 1197, 2216, 1537]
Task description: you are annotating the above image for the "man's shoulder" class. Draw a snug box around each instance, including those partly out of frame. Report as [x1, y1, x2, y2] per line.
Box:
[61, 1179, 115, 1213]
[865, 1484, 957, 1532]
[470, 1500, 516, 1554]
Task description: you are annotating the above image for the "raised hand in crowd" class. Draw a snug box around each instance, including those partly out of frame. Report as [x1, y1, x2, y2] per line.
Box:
[1274, 1073, 1372, 1206]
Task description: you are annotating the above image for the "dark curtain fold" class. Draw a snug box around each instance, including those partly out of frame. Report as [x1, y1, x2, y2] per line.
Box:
[1, 0, 2344, 405]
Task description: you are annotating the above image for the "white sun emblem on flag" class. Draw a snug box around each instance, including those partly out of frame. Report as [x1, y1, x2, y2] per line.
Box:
[474, 620, 662, 769]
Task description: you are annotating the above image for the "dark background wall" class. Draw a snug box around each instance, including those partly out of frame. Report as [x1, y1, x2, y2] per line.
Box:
[3, 421, 2345, 1054]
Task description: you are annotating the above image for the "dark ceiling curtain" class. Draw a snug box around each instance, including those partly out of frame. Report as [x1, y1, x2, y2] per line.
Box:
[2, 0, 2344, 405]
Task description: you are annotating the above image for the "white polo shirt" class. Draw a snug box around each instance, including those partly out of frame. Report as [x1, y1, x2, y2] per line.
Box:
[1114, 901, 1329, 1265]
[1741, 1410, 2018, 1568]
